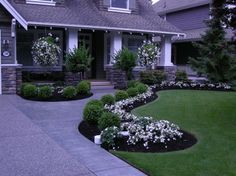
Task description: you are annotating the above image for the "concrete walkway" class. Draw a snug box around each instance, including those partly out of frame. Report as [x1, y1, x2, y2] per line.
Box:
[0, 87, 146, 176]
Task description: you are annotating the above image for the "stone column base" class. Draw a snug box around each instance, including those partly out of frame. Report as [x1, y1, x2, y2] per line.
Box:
[105, 64, 127, 89]
[64, 72, 82, 86]
[1, 64, 22, 94]
[156, 66, 177, 81]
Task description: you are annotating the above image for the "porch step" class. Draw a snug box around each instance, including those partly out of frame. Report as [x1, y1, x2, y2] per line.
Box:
[90, 80, 113, 87]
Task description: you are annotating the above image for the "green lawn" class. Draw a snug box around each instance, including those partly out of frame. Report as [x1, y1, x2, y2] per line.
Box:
[114, 90, 236, 176]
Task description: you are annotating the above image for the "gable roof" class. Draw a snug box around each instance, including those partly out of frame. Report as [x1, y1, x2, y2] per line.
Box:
[153, 0, 211, 15]
[2, 0, 185, 36]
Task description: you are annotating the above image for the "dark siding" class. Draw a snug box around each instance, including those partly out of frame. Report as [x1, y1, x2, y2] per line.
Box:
[0, 5, 15, 64]
[166, 5, 209, 30]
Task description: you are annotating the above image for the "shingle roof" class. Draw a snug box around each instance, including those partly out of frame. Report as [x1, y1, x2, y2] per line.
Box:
[153, 0, 211, 15]
[6, 0, 184, 35]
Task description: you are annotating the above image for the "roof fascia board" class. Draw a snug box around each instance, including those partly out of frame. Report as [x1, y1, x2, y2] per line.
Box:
[28, 21, 186, 37]
[0, 0, 28, 30]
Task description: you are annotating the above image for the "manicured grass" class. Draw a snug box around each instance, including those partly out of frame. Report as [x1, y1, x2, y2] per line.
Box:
[114, 90, 236, 176]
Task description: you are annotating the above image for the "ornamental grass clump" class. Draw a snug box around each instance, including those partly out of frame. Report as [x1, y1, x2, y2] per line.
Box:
[98, 112, 121, 131]
[62, 86, 77, 99]
[101, 94, 115, 105]
[32, 34, 61, 66]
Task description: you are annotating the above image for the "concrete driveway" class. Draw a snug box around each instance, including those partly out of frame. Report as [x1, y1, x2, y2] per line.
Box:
[0, 87, 146, 176]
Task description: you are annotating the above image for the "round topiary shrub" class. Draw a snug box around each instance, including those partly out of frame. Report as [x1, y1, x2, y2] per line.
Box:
[101, 94, 115, 105]
[127, 87, 139, 97]
[86, 99, 103, 107]
[127, 80, 139, 88]
[38, 86, 53, 99]
[77, 80, 91, 95]
[20, 83, 31, 95]
[22, 84, 37, 98]
[62, 86, 77, 99]
[98, 112, 121, 131]
[115, 90, 129, 101]
[83, 104, 104, 125]
[136, 83, 148, 94]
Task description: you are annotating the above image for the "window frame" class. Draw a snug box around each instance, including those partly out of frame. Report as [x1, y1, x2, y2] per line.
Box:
[108, 0, 131, 14]
[26, 0, 56, 6]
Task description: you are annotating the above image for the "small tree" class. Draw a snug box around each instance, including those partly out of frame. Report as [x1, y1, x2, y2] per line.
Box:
[65, 42, 93, 79]
[32, 34, 61, 67]
[189, 0, 236, 82]
[114, 48, 137, 80]
[137, 40, 161, 69]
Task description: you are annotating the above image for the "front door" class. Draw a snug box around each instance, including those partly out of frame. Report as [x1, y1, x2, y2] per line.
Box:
[0, 30, 2, 95]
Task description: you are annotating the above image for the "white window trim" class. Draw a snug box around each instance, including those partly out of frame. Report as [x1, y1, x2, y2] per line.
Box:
[109, 0, 131, 13]
[26, 0, 56, 6]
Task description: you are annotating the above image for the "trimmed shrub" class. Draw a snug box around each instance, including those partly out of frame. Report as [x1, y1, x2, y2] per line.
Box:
[98, 112, 121, 131]
[101, 94, 115, 105]
[22, 84, 37, 98]
[38, 86, 53, 99]
[115, 90, 129, 101]
[62, 86, 77, 99]
[175, 70, 188, 82]
[127, 80, 139, 88]
[136, 83, 148, 94]
[86, 99, 103, 107]
[77, 80, 90, 95]
[140, 70, 167, 85]
[127, 87, 139, 97]
[20, 83, 31, 95]
[83, 104, 104, 124]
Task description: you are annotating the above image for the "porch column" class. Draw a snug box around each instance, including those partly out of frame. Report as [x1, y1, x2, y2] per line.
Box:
[66, 29, 78, 52]
[160, 35, 173, 66]
[110, 32, 122, 64]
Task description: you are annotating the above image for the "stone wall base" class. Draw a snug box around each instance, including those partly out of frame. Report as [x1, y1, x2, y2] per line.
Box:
[156, 66, 177, 81]
[1, 65, 22, 94]
[105, 65, 127, 89]
[64, 72, 82, 86]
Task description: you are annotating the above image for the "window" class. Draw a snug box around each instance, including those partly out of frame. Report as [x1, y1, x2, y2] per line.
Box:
[111, 0, 129, 9]
[26, 0, 56, 6]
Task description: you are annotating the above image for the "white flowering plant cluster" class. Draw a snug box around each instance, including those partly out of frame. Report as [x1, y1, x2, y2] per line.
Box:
[159, 81, 232, 90]
[103, 86, 183, 149]
[32, 34, 61, 66]
[137, 40, 161, 67]
[101, 126, 120, 149]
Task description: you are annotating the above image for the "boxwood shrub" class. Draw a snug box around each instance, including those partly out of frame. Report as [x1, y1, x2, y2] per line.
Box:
[98, 112, 121, 131]
[38, 86, 53, 99]
[62, 86, 77, 99]
[101, 94, 115, 105]
[22, 84, 37, 98]
[115, 90, 129, 101]
[136, 83, 148, 94]
[83, 104, 104, 125]
[127, 87, 139, 97]
[86, 99, 103, 107]
[127, 80, 139, 88]
[140, 70, 167, 85]
[77, 80, 91, 95]
[175, 70, 188, 82]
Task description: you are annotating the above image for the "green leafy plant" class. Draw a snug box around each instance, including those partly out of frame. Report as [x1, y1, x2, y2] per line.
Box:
[136, 83, 148, 94]
[62, 86, 77, 99]
[65, 43, 93, 78]
[77, 80, 91, 95]
[98, 112, 121, 131]
[38, 86, 53, 99]
[127, 87, 139, 97]
[152, 70, 167, 83]
[22, 84, 37, 98]
[127, 80, 140, 88]
[83, 104, 104, 125]
[101, 94, 115, 105]
[140, 71, 157, 85]
[101, 126, 120, 149]
[86, 99, 103, 107]
[114, 48, 137, 80]
[115, 90, 129, 101]
[175, 70, 188, 82]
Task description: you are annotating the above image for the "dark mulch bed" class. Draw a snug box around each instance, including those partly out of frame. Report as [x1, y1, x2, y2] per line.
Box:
[79, 121, 197, 153]
[19, 93, 93, 102]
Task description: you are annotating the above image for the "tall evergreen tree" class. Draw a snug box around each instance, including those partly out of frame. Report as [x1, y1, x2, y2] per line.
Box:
[189, 0, 236, 82]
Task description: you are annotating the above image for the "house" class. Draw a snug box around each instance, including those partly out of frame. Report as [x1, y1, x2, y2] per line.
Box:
[0, 0, 184, 94]
[153, 0, 234, 76]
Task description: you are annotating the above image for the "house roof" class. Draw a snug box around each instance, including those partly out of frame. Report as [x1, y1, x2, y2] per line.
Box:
[153, 0, 211, 15]
[2, 0, 185, 36]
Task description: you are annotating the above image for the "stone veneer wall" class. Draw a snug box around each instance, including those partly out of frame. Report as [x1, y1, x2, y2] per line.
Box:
[156, 66, 177, 81]
[105, 65, 127, 89]
[64, 72, 82, 86]
[2, 65, 22, 94]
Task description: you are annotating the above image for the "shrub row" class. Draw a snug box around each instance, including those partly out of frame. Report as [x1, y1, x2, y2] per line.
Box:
[21, 80, 91, 99]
